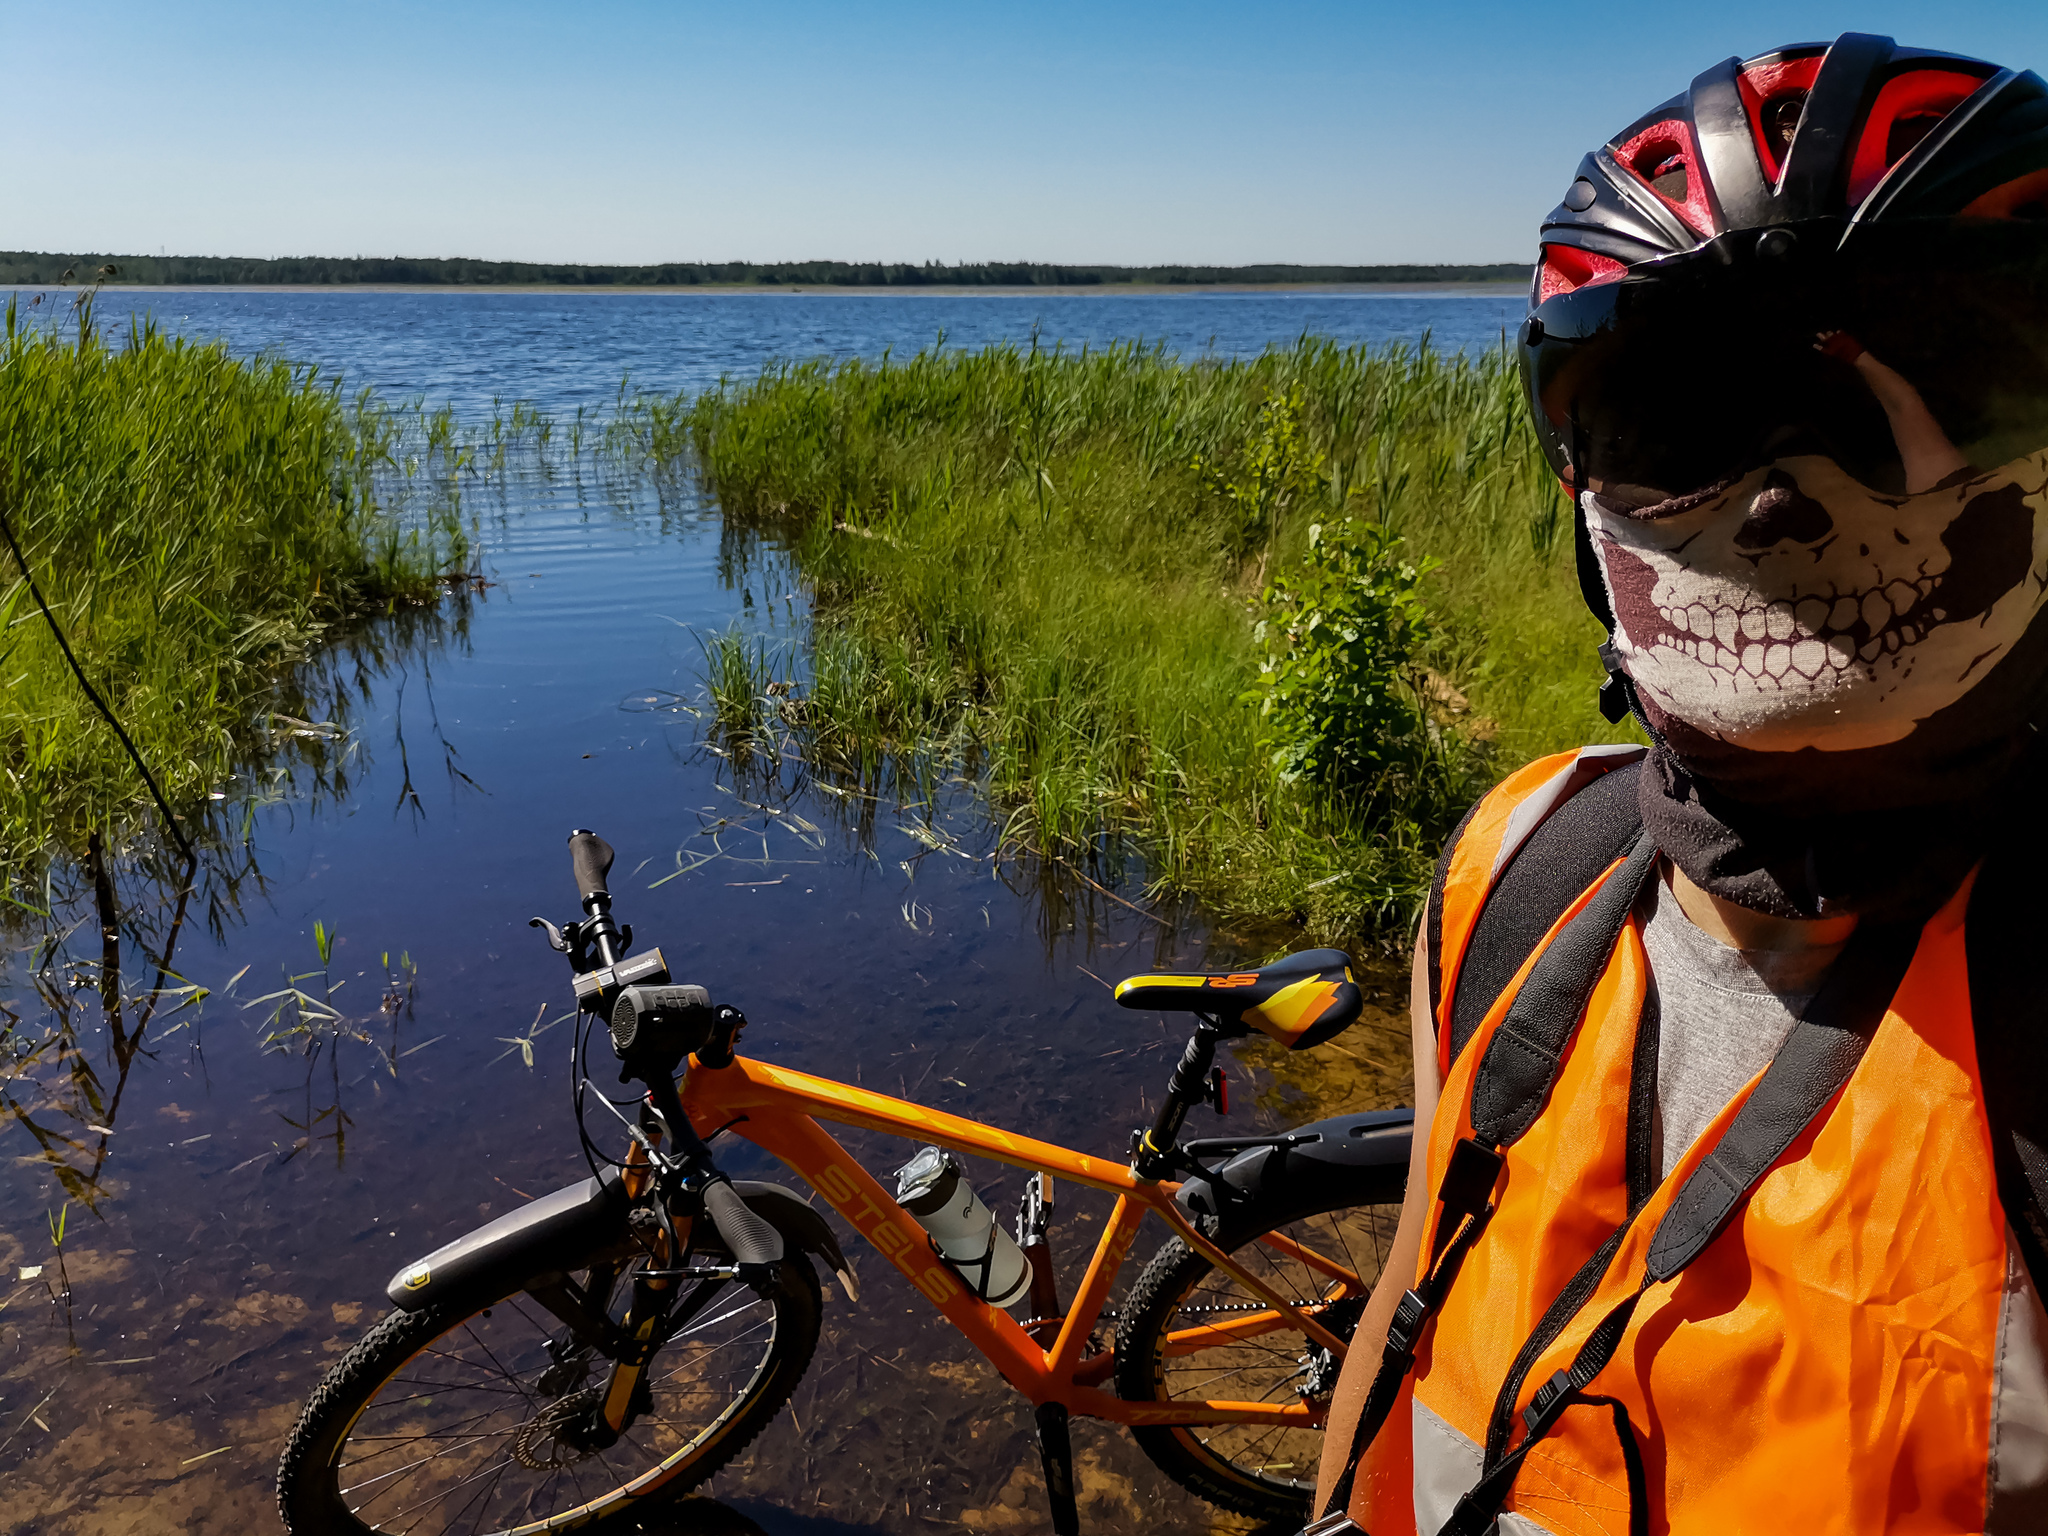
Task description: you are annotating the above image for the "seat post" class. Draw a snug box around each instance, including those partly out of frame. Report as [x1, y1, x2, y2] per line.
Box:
[1133, 1017, 1222, 1180]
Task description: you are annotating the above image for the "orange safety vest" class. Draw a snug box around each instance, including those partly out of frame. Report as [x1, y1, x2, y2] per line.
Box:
[1351, 748, 2032, 1536]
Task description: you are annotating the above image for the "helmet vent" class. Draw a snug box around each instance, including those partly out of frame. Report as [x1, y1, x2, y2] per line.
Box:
[1737, 54, 1828, 181]
[1761, 93, 1808, 159]
[1536, 244, 1626, 302]
[1847, 67, 1986, 205]
[1614, 120, 1715, 235]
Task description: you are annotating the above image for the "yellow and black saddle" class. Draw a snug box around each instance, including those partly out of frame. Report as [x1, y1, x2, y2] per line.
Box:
[1113, 948, 1362, 1050]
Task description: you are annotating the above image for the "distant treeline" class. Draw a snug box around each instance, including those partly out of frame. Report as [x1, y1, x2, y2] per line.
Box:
[0, 252, 1531, 290]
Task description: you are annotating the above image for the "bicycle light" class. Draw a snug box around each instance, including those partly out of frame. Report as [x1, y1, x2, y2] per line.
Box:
[609, 984, 715, 1069]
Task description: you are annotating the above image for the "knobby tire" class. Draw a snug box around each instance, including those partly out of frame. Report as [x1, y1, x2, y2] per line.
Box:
[277, 1256, 821, 1536]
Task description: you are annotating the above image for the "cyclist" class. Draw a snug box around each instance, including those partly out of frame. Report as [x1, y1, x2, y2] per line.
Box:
[1312, 32, 2048, 1535]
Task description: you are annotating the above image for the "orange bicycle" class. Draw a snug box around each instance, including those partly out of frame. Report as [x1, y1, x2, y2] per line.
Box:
[278, 830, 1410, 1535]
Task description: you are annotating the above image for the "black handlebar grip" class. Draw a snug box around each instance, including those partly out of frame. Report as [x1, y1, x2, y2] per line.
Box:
[702, 1178, 785, 1266]
[568, 828, 615, 907]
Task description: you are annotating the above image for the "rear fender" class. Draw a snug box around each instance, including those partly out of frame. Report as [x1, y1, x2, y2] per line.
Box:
[1175, 1108, 1413, 1245]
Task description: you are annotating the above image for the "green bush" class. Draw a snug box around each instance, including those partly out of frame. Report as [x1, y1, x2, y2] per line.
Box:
[1251, 517, 1438, 793]
[1193, 384, 1329, 560]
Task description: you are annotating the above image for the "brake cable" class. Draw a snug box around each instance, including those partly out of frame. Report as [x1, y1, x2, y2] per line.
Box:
[571, 1007, 638, 1175]
[572, 1021, 732, 1285]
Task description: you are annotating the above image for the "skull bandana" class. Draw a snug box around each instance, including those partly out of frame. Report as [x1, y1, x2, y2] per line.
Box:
[1508, 37, 2048, 918]
[1589, 448, 2048, 916]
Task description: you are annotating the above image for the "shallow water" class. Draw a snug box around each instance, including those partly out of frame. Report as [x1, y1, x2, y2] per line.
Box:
[0, 291, 1440, 1534]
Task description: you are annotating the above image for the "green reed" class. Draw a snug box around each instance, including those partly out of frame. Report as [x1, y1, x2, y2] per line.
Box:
[629, 335, 1635, 946]
[0, 298, 469, 872]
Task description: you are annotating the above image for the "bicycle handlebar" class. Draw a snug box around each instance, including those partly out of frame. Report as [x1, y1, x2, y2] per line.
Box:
[554, 828, 784, 1287]
[568, 829, 615, 912]
[703, 1178, 785, 1267]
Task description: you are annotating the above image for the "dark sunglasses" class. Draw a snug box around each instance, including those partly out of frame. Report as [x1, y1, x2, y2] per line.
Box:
[1520, 218, 2048, 507]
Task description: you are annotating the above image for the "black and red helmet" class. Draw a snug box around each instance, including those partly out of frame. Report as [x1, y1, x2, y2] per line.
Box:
[1530, 33, 2048, 301]
[1519, 33, 2048, 718]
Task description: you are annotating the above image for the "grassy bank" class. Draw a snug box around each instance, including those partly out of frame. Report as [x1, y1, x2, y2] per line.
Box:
[645, 337, 1632, 947]
[0, 299, 467, 872]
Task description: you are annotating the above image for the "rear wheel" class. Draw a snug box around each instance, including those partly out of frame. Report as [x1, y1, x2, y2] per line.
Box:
[278, 1255, 821, 1535]
[1114, 1172, 1403, 1524]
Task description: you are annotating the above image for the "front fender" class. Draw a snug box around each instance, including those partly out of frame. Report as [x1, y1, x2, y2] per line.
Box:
[387, 1173, 857, 1312]
[389, 1168, 629, 1311]
[1175, 1108, 1413, 1244]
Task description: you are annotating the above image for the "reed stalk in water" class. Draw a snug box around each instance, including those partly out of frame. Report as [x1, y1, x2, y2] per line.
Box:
[642, 335, 1634, 946]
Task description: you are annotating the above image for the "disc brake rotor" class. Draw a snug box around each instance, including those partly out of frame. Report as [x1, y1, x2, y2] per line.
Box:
[510, 1386, 607, 1470]
[1301, 1294, 1367, 1403]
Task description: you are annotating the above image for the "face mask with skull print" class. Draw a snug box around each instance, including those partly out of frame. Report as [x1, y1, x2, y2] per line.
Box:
[1589, 447, 2048, 813]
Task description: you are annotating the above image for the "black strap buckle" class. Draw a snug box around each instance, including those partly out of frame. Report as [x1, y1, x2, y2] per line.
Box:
[1521, 1367, 1574, 1437]
[1438, 1136, 1505, 1221]
[1595, 641, 1633, 723]
[1386, 1288, 1429, 1357]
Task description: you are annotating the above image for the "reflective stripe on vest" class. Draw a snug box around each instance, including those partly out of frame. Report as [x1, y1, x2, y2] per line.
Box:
[1360, 766, 2022, 1536]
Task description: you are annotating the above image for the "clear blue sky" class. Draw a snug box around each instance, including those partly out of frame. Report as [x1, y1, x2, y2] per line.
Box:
[10, 1, 2048, 266]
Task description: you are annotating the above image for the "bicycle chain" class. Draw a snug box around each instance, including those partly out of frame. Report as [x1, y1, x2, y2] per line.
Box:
[1179, 1301, 1319, 1315]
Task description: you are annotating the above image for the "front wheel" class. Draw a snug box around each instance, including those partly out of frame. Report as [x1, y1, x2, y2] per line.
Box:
[1114, 1170, 1403, 1524]
[277, 1254, 821, 1535]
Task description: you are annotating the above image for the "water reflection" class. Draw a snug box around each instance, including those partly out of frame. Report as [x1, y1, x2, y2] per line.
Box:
[619, 1496, 891, 1534]
[0, 454, 1409, 1535]
[0, 594, 475, 1230]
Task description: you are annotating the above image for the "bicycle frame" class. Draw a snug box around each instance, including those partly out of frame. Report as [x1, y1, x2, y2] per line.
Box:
[677, 1050, 1362, 1430]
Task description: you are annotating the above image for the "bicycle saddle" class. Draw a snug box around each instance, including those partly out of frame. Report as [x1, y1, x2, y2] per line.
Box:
[1113, 948, 1362, 1050]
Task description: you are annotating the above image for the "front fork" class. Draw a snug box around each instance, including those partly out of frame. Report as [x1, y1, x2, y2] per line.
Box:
[595, 1267, 676, 1435]
[547, 1137, 690, 1448]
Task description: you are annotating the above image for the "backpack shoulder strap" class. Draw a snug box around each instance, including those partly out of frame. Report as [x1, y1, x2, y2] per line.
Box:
[1426, 746, 1646, 1070]
[1967, 833, 2048, 1288]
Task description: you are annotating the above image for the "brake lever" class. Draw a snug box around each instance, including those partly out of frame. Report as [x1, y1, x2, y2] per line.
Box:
[528, 916, 571, 953]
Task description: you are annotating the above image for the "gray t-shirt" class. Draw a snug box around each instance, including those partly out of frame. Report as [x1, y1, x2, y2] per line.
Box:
[1638, 867, 1845, 1180]
[1622, 865, 2048, 1531]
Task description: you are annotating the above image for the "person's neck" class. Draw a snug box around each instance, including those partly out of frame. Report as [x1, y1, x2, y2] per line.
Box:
[1666, 860, 1858, 952]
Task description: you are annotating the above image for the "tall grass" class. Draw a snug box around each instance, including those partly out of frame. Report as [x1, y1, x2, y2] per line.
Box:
[635, 336, 1635, 946]
[0, 297, 468, 871]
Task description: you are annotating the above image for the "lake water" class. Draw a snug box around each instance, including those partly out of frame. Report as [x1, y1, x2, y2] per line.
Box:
[59, 286, 1526, 414]
[0, 289, 1493, 1535]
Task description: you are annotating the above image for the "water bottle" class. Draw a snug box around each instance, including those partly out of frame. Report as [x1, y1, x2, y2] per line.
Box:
[893, 1146, 1032, 1308]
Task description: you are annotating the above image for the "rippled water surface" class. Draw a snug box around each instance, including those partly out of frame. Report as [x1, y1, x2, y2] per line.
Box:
[64, 285, 1525, 413]
[0, 290, 1453, 1535]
